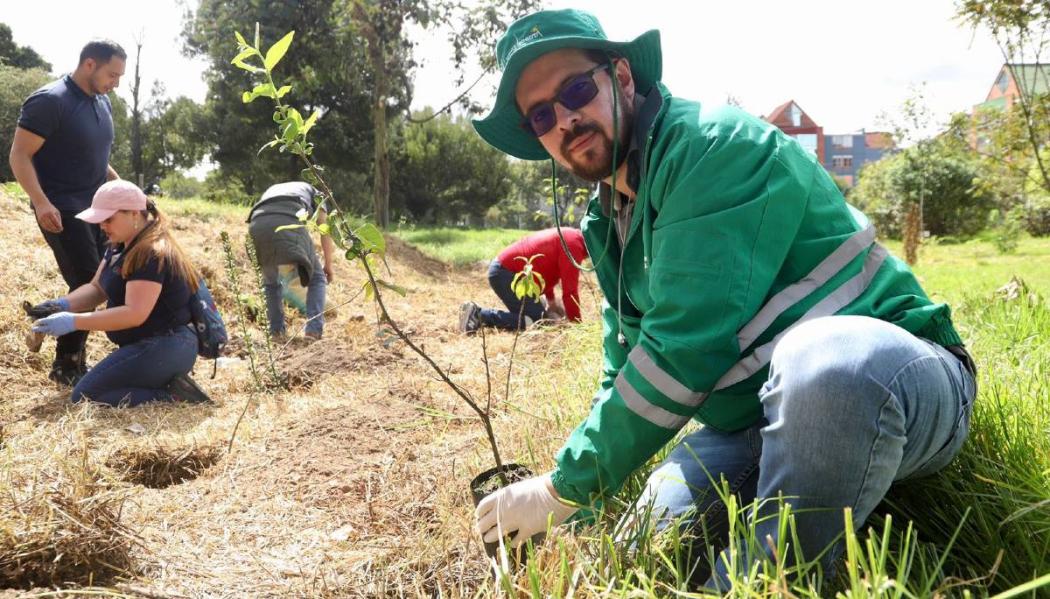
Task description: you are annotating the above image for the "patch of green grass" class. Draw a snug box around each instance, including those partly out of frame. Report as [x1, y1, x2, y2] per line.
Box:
[156, 195, 247, 220]
[1, 181, 27, 201]
[885, 237, 1050, 302]
[490, 237, 1050, 597]
[393, 227, 531, 266]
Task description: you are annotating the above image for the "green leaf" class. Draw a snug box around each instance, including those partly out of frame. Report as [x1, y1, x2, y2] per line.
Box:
[234, 31, 248, 48]
[254, 82, 277, 98]
[287, 107, 304, 128]
[355, 223, 386, 258]
[318, 223, 330, 236]
[264, 30, 295, 71]
[254, 23, 260, 52]
[276, 84, 292, 98]
[274, 224, 305, 232]
[302, 109, 321, 135]
[231, 47, 257, 70]
[257, 138, 280, 155]
[281, 120, 299, 142]
[377, 280, 408, 297]
[363, 280, 375, 301]
[242, 83, 276, 103]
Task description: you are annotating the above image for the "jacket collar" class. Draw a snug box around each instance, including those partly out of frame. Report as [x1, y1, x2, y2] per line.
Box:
[598, 83, 666, 217]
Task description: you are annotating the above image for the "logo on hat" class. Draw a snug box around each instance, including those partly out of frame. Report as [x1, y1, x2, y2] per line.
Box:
[508, 26, 543, 60]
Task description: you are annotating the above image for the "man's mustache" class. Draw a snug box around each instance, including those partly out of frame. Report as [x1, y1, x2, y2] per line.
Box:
[561, 123, 602, 154]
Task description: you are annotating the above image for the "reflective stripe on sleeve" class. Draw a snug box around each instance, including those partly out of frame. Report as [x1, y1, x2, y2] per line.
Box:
[615, 374, 692, 430]
[737, 224, 876, 352]
[627, 345, 702, 408]
[712, 244, 889, 392]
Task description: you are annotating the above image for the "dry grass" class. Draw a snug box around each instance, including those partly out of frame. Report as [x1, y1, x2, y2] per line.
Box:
[0, 189, 603, 596]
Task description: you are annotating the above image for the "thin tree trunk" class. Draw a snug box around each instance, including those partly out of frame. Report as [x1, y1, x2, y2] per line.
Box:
[130, 39, 143, 184]
[355, 4, 391, 229]
[903, 201, 922, 265]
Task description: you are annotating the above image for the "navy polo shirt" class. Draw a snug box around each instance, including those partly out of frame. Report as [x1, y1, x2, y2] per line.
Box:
[99, 244, 192, 347]
[17, 75, 114, 212]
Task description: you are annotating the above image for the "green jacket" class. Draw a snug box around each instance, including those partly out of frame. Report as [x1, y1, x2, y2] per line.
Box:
[550, 83, 962, 506]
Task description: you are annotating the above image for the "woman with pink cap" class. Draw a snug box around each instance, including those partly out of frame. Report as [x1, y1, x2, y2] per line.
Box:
[30, 180, 211, 406]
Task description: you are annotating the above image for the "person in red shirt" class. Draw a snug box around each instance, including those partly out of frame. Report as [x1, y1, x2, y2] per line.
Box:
[459, 227, 588, 332]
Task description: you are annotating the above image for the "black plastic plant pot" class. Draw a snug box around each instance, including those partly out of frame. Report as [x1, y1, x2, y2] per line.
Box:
[470, 463, 545, 566]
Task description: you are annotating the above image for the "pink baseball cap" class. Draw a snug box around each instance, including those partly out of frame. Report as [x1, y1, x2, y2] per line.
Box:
[75, 180, 148, 223]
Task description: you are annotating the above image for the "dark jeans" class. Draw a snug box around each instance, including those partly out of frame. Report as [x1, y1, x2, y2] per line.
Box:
[37, 208, 106, 363]
[71, 326, 198, 407]
[479, 259, 545, 330]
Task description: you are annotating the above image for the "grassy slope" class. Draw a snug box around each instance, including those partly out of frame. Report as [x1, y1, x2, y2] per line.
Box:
[1, 182, 1047, 597]
[392, 227, 530, 266]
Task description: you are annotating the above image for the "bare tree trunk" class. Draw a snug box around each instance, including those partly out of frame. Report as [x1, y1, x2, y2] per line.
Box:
[903, 201, 922, 265]
[371, 82, 390, 229]
[355, 4, 391, 229]
[130, 37, 143, 186]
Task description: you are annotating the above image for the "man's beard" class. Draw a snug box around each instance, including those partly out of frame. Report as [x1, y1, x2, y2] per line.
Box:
[560, 91, 632, 182]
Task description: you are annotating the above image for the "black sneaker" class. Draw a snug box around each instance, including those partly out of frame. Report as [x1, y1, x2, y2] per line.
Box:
[49, 353, 88, 387]
[458, 301, 482, 334]
[165, 373, 213, 404]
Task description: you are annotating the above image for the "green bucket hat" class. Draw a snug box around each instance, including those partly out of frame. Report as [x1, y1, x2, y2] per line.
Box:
[472, 9, 662, 161]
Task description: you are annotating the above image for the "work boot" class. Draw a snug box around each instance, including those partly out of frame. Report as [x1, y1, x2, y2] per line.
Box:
[165, 373, 213, 404]
[49, 352, 87, 387]
[458, 301, 482, 334]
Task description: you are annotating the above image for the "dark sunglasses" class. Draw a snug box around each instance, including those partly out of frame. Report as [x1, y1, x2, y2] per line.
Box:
[521, 63, 611, 137]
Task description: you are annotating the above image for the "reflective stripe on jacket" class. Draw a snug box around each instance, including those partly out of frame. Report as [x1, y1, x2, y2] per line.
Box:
[551, 83, 962, 505]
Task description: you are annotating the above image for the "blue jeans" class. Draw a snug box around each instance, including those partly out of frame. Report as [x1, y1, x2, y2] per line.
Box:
[71, 326, 198, 407]
[479, 259, 545, 330]
[260, 252, 327, 337]
[633, 316, 976, 588]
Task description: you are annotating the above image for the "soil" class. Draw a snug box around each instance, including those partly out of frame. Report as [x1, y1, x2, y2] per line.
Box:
[0, 188, 600, 597]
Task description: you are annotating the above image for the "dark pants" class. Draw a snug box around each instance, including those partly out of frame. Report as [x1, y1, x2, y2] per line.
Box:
[71, 326, 198, 407]
[479, 259, 545, 330]
[37, 209, 106, 364]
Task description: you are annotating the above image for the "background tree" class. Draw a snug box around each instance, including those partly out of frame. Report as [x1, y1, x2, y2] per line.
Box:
[184, 0, 376, 211]
[340, 0, 542, 229]
[0, 64, 51, 181]
[957, 0, 1050, 193]
[184, 0, 540, 224]
[852, 139, 994, 241]
[0, 23, 51, 71]
[140, 91, 212, 187]
[130, 36, 145, 187]
[390, 109, 510, 224]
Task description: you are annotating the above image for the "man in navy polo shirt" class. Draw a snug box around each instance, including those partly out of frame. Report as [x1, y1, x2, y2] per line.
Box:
[9, 39, 125, 386]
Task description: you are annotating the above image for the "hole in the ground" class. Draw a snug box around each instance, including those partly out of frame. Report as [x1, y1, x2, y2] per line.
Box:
[107, 445, 222, 489]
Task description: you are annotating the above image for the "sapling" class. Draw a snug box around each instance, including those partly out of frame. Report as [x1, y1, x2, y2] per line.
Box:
[230, 25, 537, 484]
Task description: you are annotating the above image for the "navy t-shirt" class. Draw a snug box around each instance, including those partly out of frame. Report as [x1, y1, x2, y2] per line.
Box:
[99, 243, 192, 347]
[17, 75, 114, 212]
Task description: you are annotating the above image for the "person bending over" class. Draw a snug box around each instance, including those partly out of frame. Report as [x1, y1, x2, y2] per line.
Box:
[459, 227, 588, 333]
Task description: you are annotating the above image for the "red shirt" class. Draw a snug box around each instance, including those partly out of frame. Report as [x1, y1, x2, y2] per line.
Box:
[497, 228, 588, 321]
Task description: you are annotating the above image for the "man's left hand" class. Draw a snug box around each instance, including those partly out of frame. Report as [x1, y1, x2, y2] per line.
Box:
[324, 264, 334, 283]
[32, 312, 77, 337]
[475, 473, 577, 548]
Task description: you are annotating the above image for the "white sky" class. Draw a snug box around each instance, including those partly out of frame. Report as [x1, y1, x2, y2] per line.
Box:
[4, 0, 1005, 136]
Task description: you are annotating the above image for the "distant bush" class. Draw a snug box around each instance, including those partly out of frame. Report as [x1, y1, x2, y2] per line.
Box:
[851, 143, 993, 239]
[1023, 191, 1050, 236]
[0, 65, 52, 181]
[202, 171, 252, 205]
[158, 171, 206, 199]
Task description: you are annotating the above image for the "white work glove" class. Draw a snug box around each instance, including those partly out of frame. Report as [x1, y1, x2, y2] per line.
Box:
[475, 473, 578, 548]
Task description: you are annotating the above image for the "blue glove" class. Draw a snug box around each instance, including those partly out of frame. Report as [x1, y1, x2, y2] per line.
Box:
[26, 297, 70, 319]
[32, 312, 77, 337]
